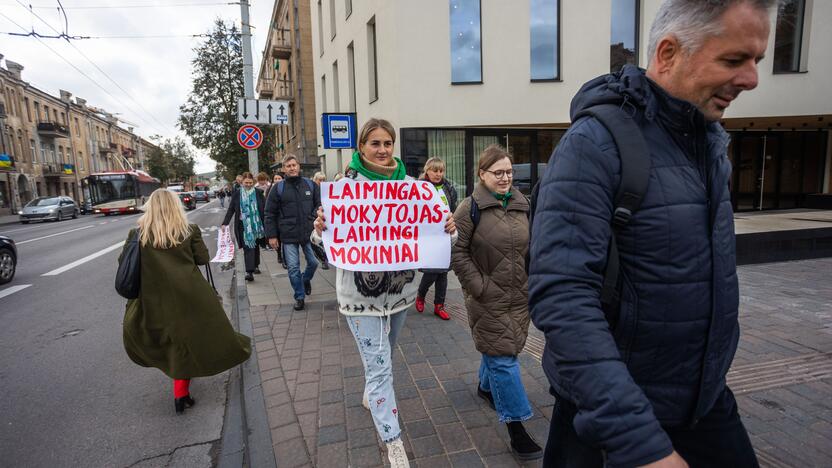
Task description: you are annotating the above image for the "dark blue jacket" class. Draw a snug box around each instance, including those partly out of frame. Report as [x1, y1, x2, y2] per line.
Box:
[529, 66, 739, 467]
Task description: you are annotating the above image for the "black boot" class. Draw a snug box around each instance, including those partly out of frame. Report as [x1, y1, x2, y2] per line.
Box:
[294, 299, 305, 311]
[506, 422, 542, 460]
[477, 386, 496, 410]
[174, 398, 185, 414]
[182, 395, 196, 407]
[304, 280, 312, 296]
[245, 273, 254, 282]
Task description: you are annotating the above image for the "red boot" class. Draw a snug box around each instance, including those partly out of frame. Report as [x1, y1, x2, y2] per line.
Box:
[434, 304, 450, 320]
[415, 296, 425, 313]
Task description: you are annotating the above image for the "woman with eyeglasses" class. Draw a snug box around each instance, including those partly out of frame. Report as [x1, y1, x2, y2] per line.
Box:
[451, 144, 542, 461]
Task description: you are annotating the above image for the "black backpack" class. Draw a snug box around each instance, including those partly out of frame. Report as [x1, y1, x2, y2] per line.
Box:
[471, 104, 650, 310]
[115, 229, 141, 299]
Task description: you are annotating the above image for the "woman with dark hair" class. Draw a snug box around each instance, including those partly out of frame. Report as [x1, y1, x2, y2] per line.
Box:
[312, 118, 457, 468]
[415, 156, 458, 320]
[451, 144, 542, 460]
[221, 172, 266, 282]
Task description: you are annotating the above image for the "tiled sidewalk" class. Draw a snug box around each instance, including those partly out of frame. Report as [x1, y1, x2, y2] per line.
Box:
[246, 254, 832, 467]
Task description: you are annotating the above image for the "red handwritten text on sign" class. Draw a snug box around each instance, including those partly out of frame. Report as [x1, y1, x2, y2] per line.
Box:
[321, 180, 450, 272]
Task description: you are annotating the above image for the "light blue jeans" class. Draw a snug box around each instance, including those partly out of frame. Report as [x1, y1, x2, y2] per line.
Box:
[283, 242, 318, 300]
[346, 311, 407, 443]
[479, 354, 534, 423]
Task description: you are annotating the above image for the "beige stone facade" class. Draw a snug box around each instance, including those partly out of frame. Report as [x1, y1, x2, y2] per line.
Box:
[256, 0, 320, 175]
[0, 55, 156, 215]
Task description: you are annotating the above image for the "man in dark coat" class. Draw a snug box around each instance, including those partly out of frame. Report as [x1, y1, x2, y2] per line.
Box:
[529, 1, 775, 467]
[265, 154, 321, 310]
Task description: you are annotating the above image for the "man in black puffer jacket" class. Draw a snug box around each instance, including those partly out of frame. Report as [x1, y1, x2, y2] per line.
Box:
[265, 154, 321, 311]
[530, 1, 776, 467]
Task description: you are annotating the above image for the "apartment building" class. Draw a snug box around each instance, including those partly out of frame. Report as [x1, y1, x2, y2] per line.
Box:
[311, 0, 831, 211]
[256, 0, 320, 174]
[0, 55, 155, 215]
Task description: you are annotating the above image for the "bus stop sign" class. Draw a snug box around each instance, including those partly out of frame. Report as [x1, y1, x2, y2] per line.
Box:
[237, 125, 263, 150]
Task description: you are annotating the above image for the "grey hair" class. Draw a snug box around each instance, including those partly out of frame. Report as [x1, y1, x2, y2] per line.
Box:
[647, 0, 781, 65]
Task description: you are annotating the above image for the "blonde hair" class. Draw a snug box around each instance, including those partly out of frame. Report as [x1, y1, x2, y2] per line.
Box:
[313, 172, 326, 183]
[423, 156, 446, 174]
[137, 189, 192, 249]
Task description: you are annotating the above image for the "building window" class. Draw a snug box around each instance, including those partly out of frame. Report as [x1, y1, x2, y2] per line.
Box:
[332, 61, 341, 112]
[329, 0, 337, 39]
[29, 140, 36, 163]
[450, 0, 482, 84]
[317, 0, 325, 56]
[34, 102, 40, 122]
[321, 75, 328, 113]
[367, 17, 379, 103]
[610, 0, 639, 73]
[78, 151, 84, 171]
[347, 42, 357, 111]
[24, 97, 32, 122]
[75, 117, 80, 136]
[530, 0, 560, 81]
[345, 0, 352, 18]
[773, 0, 808, 73]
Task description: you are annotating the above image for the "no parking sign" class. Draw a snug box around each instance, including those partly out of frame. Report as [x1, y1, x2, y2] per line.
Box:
[237, 125, 263, 150]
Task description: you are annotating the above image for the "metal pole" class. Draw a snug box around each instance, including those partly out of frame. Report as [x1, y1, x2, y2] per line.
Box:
[758, 135, 767, 210]
[240, 0, 259, 175]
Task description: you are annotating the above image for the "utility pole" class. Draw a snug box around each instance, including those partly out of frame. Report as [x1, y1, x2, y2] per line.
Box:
[239, 0, 259, 175]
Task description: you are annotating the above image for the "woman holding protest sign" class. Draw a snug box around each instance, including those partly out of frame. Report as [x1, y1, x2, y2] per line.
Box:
[120, 189, 251, 415]
[415, 157, 458, 321]
[221, 172, 266, 282]
[451, 144, 542, 461]
[312, 119, 457, 468]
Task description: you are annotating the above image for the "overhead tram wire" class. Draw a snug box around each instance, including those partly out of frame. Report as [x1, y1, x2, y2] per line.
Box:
[1, 31, 212, 39]
[0, 2, 239, 9]
[0, 10, 167, 136]
[12, 0, 172, 135]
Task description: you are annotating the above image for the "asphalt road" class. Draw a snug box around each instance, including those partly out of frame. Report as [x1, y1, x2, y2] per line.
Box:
[0, 199, 236, 468]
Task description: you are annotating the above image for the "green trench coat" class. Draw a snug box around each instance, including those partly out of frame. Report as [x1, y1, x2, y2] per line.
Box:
[120, 224, 251, 379]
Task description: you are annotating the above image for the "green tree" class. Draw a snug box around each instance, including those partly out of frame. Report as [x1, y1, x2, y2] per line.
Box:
[145, 135, 195, 184]
[178, 19, 273, 182]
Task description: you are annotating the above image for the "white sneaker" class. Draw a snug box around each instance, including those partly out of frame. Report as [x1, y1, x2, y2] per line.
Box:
[362, 392, 370, 411]
[386, 439, 410, 468]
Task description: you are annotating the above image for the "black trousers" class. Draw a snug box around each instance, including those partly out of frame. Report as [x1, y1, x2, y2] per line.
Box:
[543, 387, 759, 468]
[243, 244, 260, 273]
[418, 271, 448, 304]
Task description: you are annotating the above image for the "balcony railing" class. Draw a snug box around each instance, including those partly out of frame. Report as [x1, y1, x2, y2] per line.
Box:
[257, 77, 294, 101]
[270, 28, 292, 59]
[37, 121, 70, 139]
[43, 163, 74, 177]
[98, 141, 116, 153]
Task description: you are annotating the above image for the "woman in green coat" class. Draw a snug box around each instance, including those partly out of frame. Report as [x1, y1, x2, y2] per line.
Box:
[120, 189, 251, 414]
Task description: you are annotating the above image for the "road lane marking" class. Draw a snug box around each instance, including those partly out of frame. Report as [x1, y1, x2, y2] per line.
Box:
[41, 240, 125, 276]
[0, 284, 32, 299]
[16, 225, 95, 245]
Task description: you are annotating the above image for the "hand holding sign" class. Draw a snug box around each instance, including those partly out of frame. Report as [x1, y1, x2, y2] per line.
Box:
[320, 180, 455, 272]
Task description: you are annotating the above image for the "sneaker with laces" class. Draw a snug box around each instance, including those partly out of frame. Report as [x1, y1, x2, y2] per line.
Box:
[415, 296, 425, 313]
[434, 304, 450, 320]
[386, 439, 410, 468]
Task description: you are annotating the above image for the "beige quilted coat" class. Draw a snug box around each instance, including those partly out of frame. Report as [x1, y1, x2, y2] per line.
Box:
[451, 183, 530, 356]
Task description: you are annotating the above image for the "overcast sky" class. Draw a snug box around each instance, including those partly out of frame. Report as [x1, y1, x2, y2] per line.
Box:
[0, 0, 276, 173]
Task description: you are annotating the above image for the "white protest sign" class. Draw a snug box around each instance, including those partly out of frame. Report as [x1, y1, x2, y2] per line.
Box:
[321, 180, 451, 272]
[211, 226, 236, 263]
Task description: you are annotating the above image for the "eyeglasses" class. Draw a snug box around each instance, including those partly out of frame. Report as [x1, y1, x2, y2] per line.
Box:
[483, 169, 513, 179]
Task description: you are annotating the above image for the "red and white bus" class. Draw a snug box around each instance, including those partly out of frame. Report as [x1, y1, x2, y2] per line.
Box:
[83, 171, 161, 215]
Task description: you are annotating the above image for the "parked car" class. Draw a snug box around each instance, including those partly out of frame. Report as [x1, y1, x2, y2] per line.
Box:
[192, 190, 210, 203]
[0, 235, 16, 285]
[19, 196, 79, 223]
[179, 192, 197, 210]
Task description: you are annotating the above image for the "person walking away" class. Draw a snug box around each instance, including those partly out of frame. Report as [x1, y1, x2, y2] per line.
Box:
[265, 154, 320, 310]
[218, 186, 227, 208]
[311, 171, 330, 270]
[120, 189, 251, 414]
[529, 1, 774, 466]
[222, 172, 266, 282]
[415, 157, 458, 320]
[313, 119, 457, 467]
[451, 144, 542, 460]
